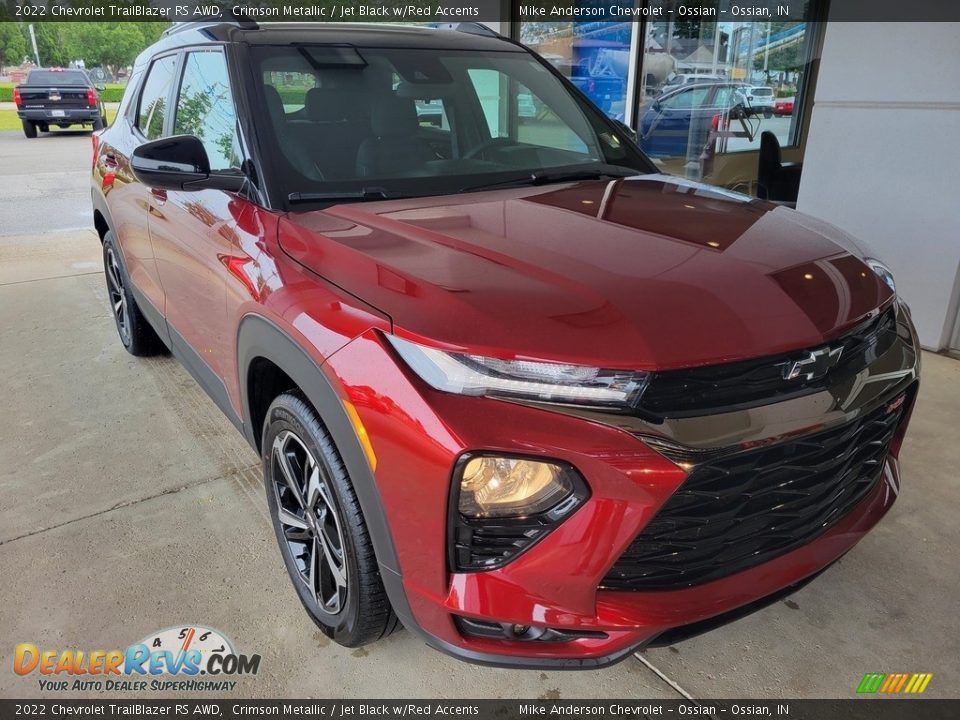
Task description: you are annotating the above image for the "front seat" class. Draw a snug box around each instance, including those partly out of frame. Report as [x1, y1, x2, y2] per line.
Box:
[356, 95, 435, 178]
[757, 130, 802, 204]
[262, 85, 325, 182]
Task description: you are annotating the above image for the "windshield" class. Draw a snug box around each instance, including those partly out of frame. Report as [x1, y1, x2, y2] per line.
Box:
[250, 45, 652, 205]
[27, 70, 90, 86]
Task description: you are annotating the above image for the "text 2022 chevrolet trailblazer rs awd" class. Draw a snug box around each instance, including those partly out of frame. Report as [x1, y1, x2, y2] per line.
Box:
[91, 21, 920, 668]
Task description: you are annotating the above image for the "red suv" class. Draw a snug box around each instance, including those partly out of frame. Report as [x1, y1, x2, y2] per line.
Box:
[91, 21, 919, 668]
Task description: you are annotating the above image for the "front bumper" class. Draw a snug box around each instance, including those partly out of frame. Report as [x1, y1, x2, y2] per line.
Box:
[323, 301, 919, 668]
[18, 108, 100, 124]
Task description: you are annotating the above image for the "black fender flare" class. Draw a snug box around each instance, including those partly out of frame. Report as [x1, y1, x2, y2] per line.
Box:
[235, 315, 414, 616]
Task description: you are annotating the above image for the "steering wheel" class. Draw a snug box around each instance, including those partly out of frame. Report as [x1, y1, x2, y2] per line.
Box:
[462, 137, 515, 161]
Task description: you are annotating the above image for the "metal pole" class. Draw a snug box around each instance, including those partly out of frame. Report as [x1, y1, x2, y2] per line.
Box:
[28, 24, 41, 66]
[763, 21, 771, 79]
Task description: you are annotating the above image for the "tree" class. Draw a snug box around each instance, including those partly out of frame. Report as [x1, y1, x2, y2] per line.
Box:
[65, 23, 145, 70]
[0, 22, 27, 72]
[30, 23, 72, 67]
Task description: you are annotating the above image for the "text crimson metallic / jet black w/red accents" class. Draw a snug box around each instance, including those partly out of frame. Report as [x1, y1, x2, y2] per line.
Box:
[91, 21, 919, 668]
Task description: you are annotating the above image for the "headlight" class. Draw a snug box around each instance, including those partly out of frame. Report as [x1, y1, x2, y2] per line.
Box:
[387, 335, 649, 408]
[866, 258, 896, 294]
[458, 456, 576, 518]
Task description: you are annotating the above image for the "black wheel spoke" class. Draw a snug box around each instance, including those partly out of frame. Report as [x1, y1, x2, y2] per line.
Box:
[271, 429, 348, 615]
[105, 248, 130, 341]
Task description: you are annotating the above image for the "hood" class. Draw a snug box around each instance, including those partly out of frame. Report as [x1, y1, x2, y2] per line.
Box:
[279, 174, 893, 370]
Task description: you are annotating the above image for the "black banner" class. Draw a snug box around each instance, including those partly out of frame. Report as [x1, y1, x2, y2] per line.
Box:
[1, 700, 958, 719]
[2, 0, 960, 23]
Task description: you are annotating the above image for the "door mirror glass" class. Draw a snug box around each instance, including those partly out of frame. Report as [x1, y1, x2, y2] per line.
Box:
[131, 135, 244, 192]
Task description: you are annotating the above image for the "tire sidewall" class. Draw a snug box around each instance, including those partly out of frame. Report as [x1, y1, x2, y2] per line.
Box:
[102, 232, 133, 350]
[262, 398, 365, 644]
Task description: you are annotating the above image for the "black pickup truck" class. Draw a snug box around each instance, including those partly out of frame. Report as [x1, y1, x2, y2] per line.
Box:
[14, 68, 107, 138]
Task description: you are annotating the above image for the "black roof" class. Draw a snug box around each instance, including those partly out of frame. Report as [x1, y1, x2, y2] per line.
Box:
[136, 22, 519, 69]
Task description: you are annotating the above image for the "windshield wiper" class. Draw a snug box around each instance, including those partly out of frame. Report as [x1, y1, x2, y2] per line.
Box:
[288, 187, 398, 204]
[458, 166, 637, 194]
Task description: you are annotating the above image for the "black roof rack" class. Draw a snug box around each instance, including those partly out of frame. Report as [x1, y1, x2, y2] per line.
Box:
[161, 14, 258, 37]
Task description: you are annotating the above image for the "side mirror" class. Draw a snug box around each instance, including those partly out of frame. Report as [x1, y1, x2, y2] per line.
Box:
[614, 119, 638, 143]
[131, 135, 244, 192]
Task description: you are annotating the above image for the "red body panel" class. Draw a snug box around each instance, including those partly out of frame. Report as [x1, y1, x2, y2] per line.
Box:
[281, 175, 892, 370]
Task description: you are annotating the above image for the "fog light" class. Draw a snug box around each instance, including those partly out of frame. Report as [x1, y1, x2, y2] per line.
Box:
[450, 454, 589, 571]
[458, 456, 574, 518]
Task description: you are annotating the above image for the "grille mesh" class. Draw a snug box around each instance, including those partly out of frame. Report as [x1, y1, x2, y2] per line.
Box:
[601, 393, 909, 591]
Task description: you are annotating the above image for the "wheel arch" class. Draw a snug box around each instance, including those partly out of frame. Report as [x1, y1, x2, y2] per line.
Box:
[236, 314, 407, 592]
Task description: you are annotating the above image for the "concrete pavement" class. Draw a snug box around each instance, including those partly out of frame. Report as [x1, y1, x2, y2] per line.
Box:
[0, 130, 957, 699]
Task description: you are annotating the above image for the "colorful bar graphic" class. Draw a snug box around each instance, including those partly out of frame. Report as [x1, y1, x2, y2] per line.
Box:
[857, 672, 933, 694]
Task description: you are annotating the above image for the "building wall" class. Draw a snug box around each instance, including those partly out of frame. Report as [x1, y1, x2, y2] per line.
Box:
[797, 20, 960, 349]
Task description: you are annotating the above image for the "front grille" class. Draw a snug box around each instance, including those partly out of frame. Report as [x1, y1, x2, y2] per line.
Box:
[601, 391, 910, 591]
[640, 306, 899, 418]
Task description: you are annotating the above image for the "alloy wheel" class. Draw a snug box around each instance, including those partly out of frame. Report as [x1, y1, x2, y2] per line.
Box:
[105, 247, 130, 343]
[271, 429, 348, 615]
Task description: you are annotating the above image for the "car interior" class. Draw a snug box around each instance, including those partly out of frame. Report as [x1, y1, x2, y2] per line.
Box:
[253, 46, 639, 195]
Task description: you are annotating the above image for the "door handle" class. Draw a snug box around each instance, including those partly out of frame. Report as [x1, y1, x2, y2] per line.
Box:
[150, 188, 167, 205]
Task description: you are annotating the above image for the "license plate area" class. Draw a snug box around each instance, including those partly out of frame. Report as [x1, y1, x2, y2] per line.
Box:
[51, 110, 65, 117]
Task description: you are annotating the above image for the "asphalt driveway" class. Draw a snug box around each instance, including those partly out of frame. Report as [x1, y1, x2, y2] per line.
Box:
[0, 130, 956, 699]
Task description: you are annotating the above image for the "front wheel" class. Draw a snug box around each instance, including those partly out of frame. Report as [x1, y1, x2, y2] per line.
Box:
[22, 120, 37, 139]
[262, 392, 400, 647]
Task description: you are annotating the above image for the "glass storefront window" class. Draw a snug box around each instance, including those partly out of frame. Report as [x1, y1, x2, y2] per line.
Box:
[637, 12, 816, 181]
[519, 19, 636, 122]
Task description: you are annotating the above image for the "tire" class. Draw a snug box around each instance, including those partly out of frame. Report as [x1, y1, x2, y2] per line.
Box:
[102, 231, 164, 356]
[764, 111, 773, 119]
[93, 115, 105, 131]
[22, 120, 37, 139]
[262, 392, 400, 647]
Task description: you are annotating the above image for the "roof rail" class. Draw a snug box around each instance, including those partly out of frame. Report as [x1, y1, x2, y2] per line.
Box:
[161, 15, 258, 37]
[428, 22, 500, 38]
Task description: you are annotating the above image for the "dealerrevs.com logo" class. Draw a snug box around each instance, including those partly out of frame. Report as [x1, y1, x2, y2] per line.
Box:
[13, 625, 261, 692]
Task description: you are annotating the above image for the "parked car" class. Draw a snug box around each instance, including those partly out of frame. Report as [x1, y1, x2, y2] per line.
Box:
[774, 95, 796, 116]
[92, 20, 918, 668]
[659, 72, 726, 94]
[638, 81, 748, 158]
[14, 67, 107, 138]
[738, 85, 775, 117]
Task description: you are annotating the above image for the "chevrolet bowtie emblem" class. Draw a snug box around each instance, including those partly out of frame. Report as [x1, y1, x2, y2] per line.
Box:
[781, 346, 843, 381]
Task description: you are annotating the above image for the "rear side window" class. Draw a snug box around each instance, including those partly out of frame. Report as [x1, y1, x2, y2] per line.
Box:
[137, 55, 178, 140]
[174, 51, 240, 171]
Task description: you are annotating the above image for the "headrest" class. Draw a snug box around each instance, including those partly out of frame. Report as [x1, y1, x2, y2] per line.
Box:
[262, 85, 285, 123]
[305, 87, 348, 122]
[371, 95, 419, 138]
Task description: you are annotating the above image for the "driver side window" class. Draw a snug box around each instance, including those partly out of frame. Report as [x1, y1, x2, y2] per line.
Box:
[173, 50, 241, 172]
[662, 87, 710, 110]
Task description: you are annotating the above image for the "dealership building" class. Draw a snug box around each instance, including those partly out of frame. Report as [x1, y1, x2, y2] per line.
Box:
[484, 5, 960, 353]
